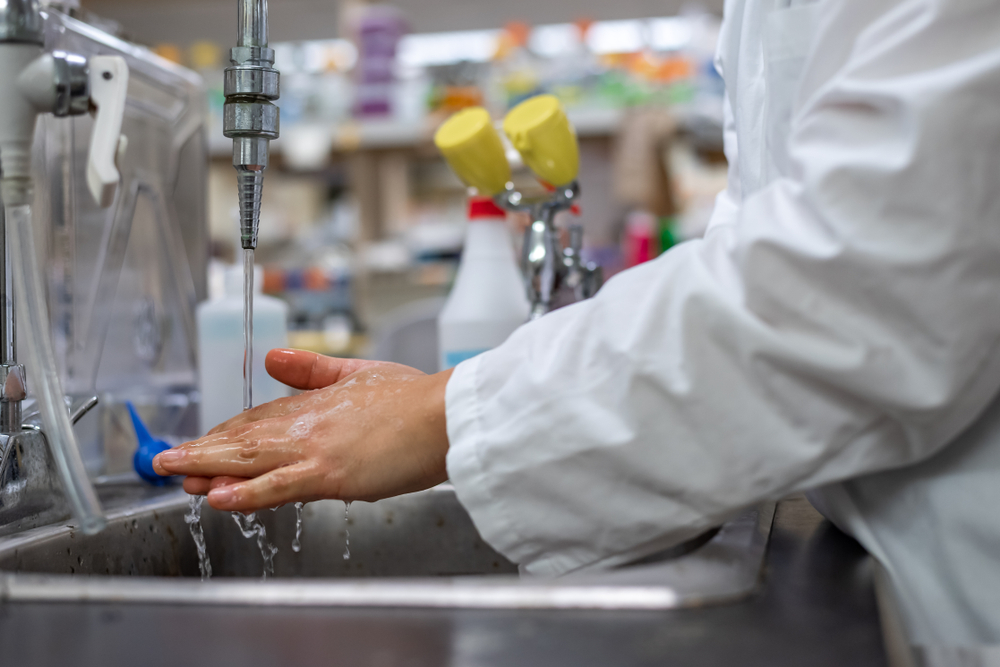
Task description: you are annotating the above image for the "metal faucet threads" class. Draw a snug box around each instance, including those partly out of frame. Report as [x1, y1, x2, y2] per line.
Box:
[236, 168, 264, 249]
[223, 0, 279, 251]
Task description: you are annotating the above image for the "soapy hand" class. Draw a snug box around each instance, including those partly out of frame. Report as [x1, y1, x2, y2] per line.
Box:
[153, 349, 452, 513]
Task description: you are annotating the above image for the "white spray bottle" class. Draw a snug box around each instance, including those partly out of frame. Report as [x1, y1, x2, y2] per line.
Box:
[438, 197, 529, 370]
[197, 265, 289, 434]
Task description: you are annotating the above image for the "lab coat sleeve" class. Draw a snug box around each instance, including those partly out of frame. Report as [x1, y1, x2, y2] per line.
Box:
[705, 91, 742, 233]
[446, 0, 1000, 576]
[706, 9, 742, 235]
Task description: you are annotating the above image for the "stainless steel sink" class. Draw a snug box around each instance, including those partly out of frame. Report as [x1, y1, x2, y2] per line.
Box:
[0, 484, 774, 610]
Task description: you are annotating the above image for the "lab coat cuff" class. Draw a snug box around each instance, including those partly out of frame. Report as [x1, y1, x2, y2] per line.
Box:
[444, 353, 525, 564]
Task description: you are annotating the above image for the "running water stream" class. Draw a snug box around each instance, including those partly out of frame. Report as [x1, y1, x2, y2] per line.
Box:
[231, 512, 278, 578]
[190, 250, 305, 577]
[231, 248, 284, 577]
[185, 495, 212, 580]
[243, 247, 254, 411]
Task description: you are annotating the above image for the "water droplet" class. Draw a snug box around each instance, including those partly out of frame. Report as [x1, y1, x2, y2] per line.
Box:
[291, 502, 304, 553]
[343, 501, 351, 561]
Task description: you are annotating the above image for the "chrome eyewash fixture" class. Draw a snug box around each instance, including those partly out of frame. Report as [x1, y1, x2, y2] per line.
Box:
[224, 0, 279, 252]
[0, 0, 128, 534]
[434, 98, 602, 320]
[496, 181, 602, 320]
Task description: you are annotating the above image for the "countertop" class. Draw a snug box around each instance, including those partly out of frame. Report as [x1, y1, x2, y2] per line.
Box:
[0, 496, 886, 667]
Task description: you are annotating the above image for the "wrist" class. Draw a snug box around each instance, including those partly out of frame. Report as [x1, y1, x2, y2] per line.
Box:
[396, 367, 453, 493]
[422, 368, 454, 452]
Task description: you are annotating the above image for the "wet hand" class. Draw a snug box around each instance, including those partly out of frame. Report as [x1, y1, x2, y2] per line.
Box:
[153, 349, 452, 513]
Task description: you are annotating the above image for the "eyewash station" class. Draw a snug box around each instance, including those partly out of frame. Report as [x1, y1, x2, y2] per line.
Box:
[0, 1, 896, 665]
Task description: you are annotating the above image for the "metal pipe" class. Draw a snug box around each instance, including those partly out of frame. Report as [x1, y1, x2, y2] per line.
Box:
[0, 0, 40, 433]
[0, 0, 44, 45]
[0, 204, 13, 365]
[0, 202, 21, 434]
[237, 0, 267, 48]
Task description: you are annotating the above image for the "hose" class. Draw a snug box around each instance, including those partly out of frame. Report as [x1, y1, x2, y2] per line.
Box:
[5, 190, 106, 534]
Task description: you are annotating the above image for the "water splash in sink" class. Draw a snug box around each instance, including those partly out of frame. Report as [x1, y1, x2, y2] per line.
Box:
[231, 512, 278, 578]
[184, 495, 212, 580]
[291, 502, 304, 553]
[343, 501, 351, 560]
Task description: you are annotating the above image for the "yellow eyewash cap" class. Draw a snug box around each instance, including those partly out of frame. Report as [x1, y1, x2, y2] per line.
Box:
[434, 107, 511, 197]
[503, 94, 579, 187]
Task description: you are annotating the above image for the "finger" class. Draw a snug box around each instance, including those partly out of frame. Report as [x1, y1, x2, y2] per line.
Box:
[265, 349, 388, 390]
[184, 475, 249, 496]
[182, 419, 283, 451]
[206, 462, 324, 512]
[153, 448, 177, 476]
[206, 352, 401, 434]
[210, 475, 248, 489]
[184, 475, 248, 496]
[209, 352, 421, 436]
[183, 476, 211, 495]
[155, 423, 297, 478]
[207, 393, 311, 435]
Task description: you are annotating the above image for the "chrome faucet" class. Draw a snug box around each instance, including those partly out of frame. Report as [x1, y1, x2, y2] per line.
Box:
[496, 181, 603, 320]
[224, 0, 279, 252]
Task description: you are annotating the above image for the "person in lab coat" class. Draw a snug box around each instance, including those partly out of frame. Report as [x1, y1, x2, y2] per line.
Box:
[155, 0, 1000, 645]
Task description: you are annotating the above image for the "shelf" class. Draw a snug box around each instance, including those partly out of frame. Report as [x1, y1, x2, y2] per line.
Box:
[209, 106, 630, 159]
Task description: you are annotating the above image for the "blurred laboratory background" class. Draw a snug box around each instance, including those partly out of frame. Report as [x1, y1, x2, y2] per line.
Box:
[75, 0, 728, 364]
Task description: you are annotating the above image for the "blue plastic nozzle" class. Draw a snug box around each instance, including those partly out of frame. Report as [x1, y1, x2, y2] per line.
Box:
[127, 401, 173, 485]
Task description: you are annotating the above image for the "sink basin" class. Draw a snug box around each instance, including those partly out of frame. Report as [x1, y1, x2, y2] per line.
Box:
[2, 484, 517, 579]
[0, 485, 773, 610]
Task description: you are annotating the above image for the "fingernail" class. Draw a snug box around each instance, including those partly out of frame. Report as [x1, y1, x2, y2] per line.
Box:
[209, 487, 236, 506]
[156, 450, 183, 464]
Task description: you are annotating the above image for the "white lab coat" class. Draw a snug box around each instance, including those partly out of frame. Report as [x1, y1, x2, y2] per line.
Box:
[445, 0, 1000, 645]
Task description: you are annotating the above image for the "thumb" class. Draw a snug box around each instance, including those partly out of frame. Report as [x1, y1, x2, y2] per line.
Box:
[265, 349, 386, 390]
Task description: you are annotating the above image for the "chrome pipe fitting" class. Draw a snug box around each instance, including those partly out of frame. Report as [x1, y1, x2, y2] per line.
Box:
[51, 51, 90, 117]
[0, 0, 43, 45]
[224, 0, 280, 251]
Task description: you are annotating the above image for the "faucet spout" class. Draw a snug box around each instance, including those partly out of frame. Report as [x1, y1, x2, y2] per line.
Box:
[224, 0, 279, 251]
